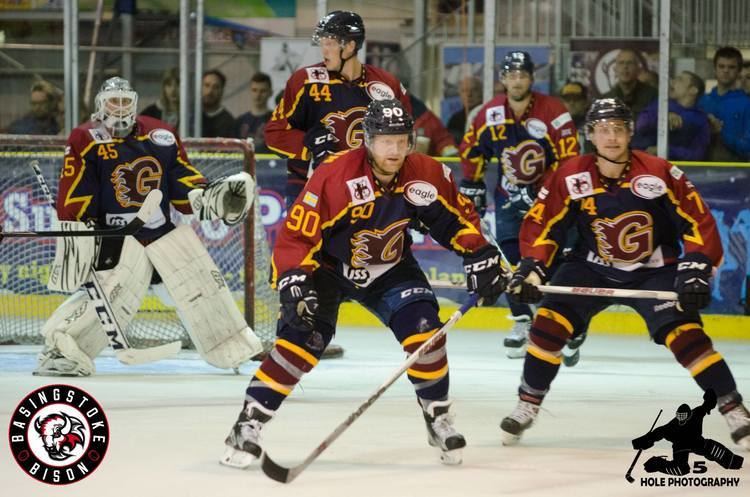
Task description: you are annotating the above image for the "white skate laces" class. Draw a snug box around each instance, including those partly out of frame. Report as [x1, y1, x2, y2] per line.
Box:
[723, 403, 750, 450]
[500, 399, 540, 446]
[220, 401, 274, 469]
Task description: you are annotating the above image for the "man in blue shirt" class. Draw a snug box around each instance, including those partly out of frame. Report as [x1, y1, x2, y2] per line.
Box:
[698, 46, 750, 161]
[633, 71, 709, 161]
[7, 80, 60, 135]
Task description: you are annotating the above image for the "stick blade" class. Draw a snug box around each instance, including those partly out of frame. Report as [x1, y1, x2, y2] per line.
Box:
[115, 340, 182, 365]
[625, 474, 635, 483]
[261, 453, 294, 483]
[137, 189, 164, 223]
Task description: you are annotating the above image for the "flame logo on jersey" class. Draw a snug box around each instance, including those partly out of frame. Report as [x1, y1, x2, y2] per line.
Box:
[34, 412, 86, 461]
[501, 140, 547, 185]
[111, 156, 163, 208]
[321, 107, 367, 149]
[350, 219, 410, 268]
[591, 211, 654, 264]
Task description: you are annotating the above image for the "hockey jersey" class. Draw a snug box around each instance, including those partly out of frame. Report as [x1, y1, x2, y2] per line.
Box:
[271, 147, 487, 288]
[265, 63, 410, 195]
[459, 92, 579, 198]
[519, 150, 723, 281]
[57, 116, 206, 240]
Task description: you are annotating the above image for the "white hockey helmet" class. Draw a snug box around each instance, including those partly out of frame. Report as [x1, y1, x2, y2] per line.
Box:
[93, 77, 138, 138]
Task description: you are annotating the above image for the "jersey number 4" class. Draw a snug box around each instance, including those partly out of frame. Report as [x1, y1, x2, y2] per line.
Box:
[309, 84, 332, 102]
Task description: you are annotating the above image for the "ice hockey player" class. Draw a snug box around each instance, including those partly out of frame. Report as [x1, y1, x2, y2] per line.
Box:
[459, 51, 581, 359]
[34, 76, 263, 376]
[264, 10, 411, 208]
[221, 98, 508, 469]
[500, 98, 750, 451]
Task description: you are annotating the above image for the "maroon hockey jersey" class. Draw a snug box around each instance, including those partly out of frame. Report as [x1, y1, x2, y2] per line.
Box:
[520, 150, 723, 279]
[271, 147, 488, 288]
[57, 116, 206, 239]
[459, 92, 579, 196]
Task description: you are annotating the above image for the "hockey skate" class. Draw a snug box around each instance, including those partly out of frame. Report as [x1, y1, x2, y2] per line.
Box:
[723, 402, 750, 450]
[421, 400, 466, 465]
[500, 399, 540, 445]
[504, 317, 530, 359]
[220, 401, 275, 469]
[562, 332, 586, 368]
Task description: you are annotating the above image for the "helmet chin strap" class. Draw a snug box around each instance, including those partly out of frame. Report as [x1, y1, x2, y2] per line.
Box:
[336, 43, 358, 77]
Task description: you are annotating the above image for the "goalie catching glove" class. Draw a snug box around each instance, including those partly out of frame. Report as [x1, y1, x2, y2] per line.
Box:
[278, 269, 319, 332]
[188, 172, 255, 226]
[463, 245, 509, 306]
[507, 257, 547, 304]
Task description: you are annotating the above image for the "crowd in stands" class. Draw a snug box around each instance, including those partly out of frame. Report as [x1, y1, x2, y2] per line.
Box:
[3, 45, 750, 163]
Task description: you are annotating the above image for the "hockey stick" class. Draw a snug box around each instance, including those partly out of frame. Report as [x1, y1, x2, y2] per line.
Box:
[626, 409, 662, 483]
[29, 160, 182, 365]
[428, 280, 678, 301]
[261, 294, 481, 483]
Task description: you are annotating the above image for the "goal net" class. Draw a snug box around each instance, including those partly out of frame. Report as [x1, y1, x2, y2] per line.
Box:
[0, 135, 278, 354]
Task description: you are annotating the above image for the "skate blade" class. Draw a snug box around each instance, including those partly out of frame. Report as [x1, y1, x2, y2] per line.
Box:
[736, 435, 750, 452]
[219, 445, 258, 469]
[500, 429, 522, 446]
[439, 448, 463, 465]
[562, 349, 580, 367]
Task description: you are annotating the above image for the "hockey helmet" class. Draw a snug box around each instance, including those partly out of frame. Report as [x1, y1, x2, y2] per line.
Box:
[676, 403, 692, 425]
[312, 11, 365, 51]
[93, 76, 138, 138]
[363, 98, 415, 148]
[501, 51, 535, 76]
[584, 98, 634, 139]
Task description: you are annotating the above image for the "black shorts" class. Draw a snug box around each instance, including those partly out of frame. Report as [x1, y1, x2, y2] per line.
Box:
[540, 261, 702, 343]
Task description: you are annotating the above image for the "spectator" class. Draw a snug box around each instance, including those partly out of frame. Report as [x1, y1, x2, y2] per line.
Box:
[698, 46, 750, 161]
[559, 81, 591, 153]
[603, 48, 657, 121]
[141, 67, 180, 129]
[638, 68, 659, 88]
[740, 61, 750, 95]
[446, 76, 482, 144]
[410, 94, 457, 156]
[236, 72, 273, 153]
[201, 69, 236, 138]
[8, 79, 61, 135]
[632, 71, 709, 161]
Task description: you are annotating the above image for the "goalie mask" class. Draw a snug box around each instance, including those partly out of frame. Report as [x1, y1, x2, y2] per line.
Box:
[93, 77, 138, 138]
[676, 403, 692, 425]
[363, 99, 415, 150]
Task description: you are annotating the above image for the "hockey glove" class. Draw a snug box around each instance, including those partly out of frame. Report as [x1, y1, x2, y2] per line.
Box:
[506, 184, 536, 214]
[458, 179, 487, 216]
[507, 257, 547, 304]
[631, 433, 655, 451]
[303, 129, 337, 167]
[278, 269, 319, 332]
[674, 252, 712, 313]
[703, 388, 717, 414]
[463, 245, 509, 306]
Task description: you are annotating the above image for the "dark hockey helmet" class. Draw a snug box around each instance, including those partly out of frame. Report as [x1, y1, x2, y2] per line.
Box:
[312, 11, 365, 51]
[501, 51, 535, 76]
[584, 98, 634, 138]
[676, 403, 692, 425]
[363, 99, 415, 148]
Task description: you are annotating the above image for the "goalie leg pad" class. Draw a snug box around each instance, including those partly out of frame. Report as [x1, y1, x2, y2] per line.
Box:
[35, 236, 153, 376]
[145, 225, 263, 369]
[47, 220, 100, 293]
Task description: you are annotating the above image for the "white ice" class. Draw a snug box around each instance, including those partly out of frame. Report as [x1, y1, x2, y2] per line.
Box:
[1, 328, 748, 497]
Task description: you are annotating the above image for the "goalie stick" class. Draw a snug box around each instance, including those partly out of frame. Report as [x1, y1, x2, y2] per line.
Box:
[29, 160, 182, 365]
[260, 294, 480, 483]
[626, 409, 662, 483]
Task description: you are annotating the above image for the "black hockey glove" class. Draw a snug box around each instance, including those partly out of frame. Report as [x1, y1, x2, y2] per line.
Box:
[278, 269, 319, 332]
[506, 184, 536, 214]
[458, 179, 487, 216]
[463, 245, 509, 306]
[703, 388, 717, 414]
[303, 129, 337, 167]
[674, 252, 712, 314]
[631, 433, 655, 451]
[507, 257, 547, 304]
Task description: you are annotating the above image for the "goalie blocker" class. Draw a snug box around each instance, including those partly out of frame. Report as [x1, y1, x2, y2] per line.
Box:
[36, 225, 263, 376]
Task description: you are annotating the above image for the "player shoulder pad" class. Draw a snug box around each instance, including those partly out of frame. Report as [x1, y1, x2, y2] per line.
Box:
[364, 65, 402, 101]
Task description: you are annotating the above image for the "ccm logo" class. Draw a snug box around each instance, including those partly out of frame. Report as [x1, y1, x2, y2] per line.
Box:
[400, 287, 434, 298]
[464, 256, 499, 272]
[678, 261, 708, 271]
[570, 287, 615, 296]
[278, 273, 307, 290]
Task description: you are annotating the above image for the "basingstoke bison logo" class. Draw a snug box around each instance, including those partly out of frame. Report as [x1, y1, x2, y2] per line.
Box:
[111, 156, 163, 208]
[34, 412, 86, 462]
[500, 140, 547, 185]
[591, 211, 654, 264]
[350, 219, 410, 268]
[321, 107, 367, 149]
